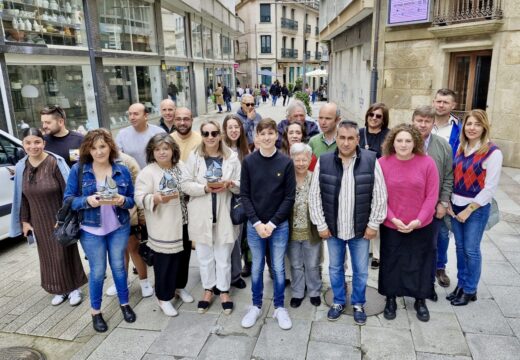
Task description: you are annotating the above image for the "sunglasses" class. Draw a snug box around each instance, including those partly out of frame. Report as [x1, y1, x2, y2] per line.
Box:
[202, 130, 220, 138]
[242, 103, 255, 107]
[40, 105, 66, 119]
[368, 112, 383, 120]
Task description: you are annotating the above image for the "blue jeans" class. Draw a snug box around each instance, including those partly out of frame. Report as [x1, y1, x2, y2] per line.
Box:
[247, 221, 289, 308]
[271, 95, 278, 106]
[436, 218, 450, 269]
[328, 236, 370, 306]
[80, 224, 130, 310]
[451, 203, 490, 294]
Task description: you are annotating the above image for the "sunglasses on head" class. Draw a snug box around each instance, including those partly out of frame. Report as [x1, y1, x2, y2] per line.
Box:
[41, 105, 66, 119]
[242, 103, 255, 107]
[202, 130, 220, 138]
[368, 112, 383, 120]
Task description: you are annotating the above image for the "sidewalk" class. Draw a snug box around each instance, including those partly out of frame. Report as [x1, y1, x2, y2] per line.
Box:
[0, 102, 519, 359]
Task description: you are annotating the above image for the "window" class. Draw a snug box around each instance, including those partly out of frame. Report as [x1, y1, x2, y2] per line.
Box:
[161, 9, 186, 57]
[191, 19, 203, 58]
[260, 4, 271, 22]
[202, 25, 213, 59]
[260, 35, 271, 53]
[261, 66, 272, 86]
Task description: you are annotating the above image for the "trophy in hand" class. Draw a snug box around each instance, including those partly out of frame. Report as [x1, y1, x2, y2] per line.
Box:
[96, 176, 119, 205]
[205, 161, 224, 189]
[159, 171, 179, 201]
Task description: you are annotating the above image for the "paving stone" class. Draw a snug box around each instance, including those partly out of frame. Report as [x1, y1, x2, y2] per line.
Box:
[492, 234, 520, 252]
[216, 298, 272, 338]
[70, 335, 106, 360]
[141, 355, 179, 360]
[0, 331, 82, 360]
[376, 306, 411, 330]
[408, 311, 470, 356]
[87, 328, 158, 360]
[416, 353, 472, 360]
[197, 334, 256, 360]
[310, 321, 360, 347]
[507, 318, 520, 339]
[481, 261, 520, 287]
[453, 298, 512, 335]
[488, 285, 520, 317]
[148, 312, 218, 358]
[252, 319, 311, 360]
[480, 241, 507, 262]
[360, 327, 415, 360]
[118, 296, 170, 331]
[266, 294, 317, 321]
[466, 334, 520, 360]
[306, 341, 361, 360]
[503, 251, 520, 263]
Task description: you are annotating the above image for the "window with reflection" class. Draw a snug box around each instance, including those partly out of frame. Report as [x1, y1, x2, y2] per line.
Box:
[202, 24, 213, 59]
[213, 31, 222, 60]
[161, 8, 186, 57]
[222, 35, 231, 60]
[191, 18, 202, 58]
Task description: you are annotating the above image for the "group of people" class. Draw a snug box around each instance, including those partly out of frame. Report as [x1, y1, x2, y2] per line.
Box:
[9, 87, 502, 333]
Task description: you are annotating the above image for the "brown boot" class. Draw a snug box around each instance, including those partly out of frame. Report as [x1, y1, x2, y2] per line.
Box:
[436, 269, 450, 287]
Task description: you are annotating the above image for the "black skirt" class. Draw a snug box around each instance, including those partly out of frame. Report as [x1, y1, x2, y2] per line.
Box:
[378, 222, 435, 299]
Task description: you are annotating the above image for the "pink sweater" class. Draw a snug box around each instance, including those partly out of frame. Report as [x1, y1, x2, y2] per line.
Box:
[378, 154, 439, 229]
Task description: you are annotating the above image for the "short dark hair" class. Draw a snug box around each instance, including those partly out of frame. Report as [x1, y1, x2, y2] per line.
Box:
[412, 105, 436, 120]
[79, 129, 119, 164]
[22, 127, 44, 140]
[145, 133, 181, 166]
[256, 118, 277, 134]
[435, 88, 457, 101]
[40, 105, 66, 121]
[337, 120, 359, 135]
[364, 103, 389, 130]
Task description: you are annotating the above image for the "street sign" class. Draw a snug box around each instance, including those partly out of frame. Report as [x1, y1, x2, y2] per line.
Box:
[233, 63, 239, 69]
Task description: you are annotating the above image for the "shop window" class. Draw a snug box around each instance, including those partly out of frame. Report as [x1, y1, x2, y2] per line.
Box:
[98, 0, 157, 53]
[2, 0, 87, 46]
[191, 19, 202, 58]
[166, 65, 191, 108]
[161, 8, 186, 57]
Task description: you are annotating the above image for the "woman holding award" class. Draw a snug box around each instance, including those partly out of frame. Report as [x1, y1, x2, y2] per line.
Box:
[135, 134, 186, 317]
[64, 129, 136, 333]
[182, 120, 241, 314]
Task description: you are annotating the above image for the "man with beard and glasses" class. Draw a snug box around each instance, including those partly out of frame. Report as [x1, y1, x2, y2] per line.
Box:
[171, 107, 202, 162]
[40, 105, 84, 167]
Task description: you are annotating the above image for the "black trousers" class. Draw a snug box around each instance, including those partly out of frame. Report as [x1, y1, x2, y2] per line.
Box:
[153, 252, 181, 301]
[176, 224, 192, 289]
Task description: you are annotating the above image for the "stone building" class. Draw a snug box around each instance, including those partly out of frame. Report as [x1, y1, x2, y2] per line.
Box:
[320, 0, 520, 167]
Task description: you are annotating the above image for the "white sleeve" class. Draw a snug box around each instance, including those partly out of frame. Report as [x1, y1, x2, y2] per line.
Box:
[308, 160, 328, 232]
[474, 150, 503, 206]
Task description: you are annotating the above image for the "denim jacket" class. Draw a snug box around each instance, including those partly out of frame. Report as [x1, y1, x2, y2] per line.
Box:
[9, 152, 70, 237]
[63, 161, 135, 227]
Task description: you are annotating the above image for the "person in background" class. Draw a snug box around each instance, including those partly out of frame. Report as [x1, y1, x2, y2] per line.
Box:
[159, 99, 176, 134]
[215, 83, 224, 113]
[253, 84, 262, 108]
[281, 84, 290, 107]
[64, 129, 137, 333]
[447, 110, 503, 306]
[236, 94, 262, 148]
[287, 143, 322, 308]
[261, 84, 268, 103]
[223, 85, 233, 112]
[269, 81, 281, 107]
[240, 118, 296, 330]
[182, 120, 241, 315]
[276, 100, 320, 148]
[432, 88, 460, 156]
[378, 124, 439, 323]
[358, 103, 390, 270]
[10, 128, 87, 307]
[135, 134, 187, 316]
[280, 122, 317, 171]
[40, 105, 84, 167]
[222, 114, 251, 282]
[308, 102, 340, 158]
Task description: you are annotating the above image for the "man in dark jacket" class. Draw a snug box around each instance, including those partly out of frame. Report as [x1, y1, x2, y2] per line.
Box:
[236, 94, 262, 146]
[159, 99, 176, 134]
[309, 120, 387, 325]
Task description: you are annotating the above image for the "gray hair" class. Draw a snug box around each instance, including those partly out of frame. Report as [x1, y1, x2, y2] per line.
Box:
[290, 143, 312, 158]
[337, 120, 359, 135]
[287, 100, 307, 117]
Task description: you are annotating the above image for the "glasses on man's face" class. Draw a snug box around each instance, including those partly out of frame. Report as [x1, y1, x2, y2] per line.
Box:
[242, 103, 255, 107]
[368, 112, 383, 120]
[202, 130, 220, 138]
[41, 105, 66, 119]
[174, 117, 191, 122]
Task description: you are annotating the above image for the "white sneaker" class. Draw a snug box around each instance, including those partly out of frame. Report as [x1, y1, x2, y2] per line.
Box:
[273, 307, 292, 330]
[106, 282, 131, 296]
[241, 305, 262, 328]
[176, 288, 194, 303]
[158, 300, 178, 317]
[68, 289, 83, 306]
[140, 280, 154, 298]
[51, 294, 68, 306]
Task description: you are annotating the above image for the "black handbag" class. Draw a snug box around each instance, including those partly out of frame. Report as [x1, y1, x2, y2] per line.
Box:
[230, 194, 247, 225]
[137, 225, 154, 266]
[54, 163, 83, 246]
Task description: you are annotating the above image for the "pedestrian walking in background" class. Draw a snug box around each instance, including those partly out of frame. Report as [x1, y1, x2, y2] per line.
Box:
[236, 94, 262, 148]
[270, 81, 281, 106]
[215, 83, 224, 113]
[282, 84, 289, 106]
[223, 85, 232, 112]
[253, 84, 262, 108]
[261, 84, 268, 103]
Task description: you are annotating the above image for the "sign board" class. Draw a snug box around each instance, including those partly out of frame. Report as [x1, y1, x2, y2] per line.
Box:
[233, 63, 239, 69]
[387, 0, 432, 26]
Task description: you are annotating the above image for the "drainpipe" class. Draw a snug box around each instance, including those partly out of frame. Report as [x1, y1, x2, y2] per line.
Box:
[369, 0, 381, 104]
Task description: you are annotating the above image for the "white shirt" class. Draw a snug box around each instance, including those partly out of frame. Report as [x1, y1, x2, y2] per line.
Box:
[433, 115, 458, 144]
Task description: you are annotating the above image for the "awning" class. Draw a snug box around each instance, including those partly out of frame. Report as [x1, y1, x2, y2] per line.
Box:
[305, 69, 328, 77]
[257, 69, 281, 77]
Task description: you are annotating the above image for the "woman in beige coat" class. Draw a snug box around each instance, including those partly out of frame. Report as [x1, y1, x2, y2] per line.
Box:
[182, 120, 241, 314]
[215, 83, 224, 113]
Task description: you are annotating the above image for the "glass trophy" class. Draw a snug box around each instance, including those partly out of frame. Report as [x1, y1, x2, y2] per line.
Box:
[96, 176, 119, 205]
[204, 161, 224, 189]
[159, 171, 179, 200]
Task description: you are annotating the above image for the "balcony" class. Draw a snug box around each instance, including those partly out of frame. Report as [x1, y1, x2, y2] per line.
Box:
[281, 17, 298, 32]
[305, 24, 311, 34]
[429, 0, 503, 37]
[315, 51, 322, 60]
[281, 48, 298, 59]
[305, 51, 311, 60]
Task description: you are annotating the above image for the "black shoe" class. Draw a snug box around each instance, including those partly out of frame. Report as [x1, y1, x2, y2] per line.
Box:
[428, 286, 438, 302]
[371, 259, 380, 269]
[414, 299, 430, 322]
[310, 296, 321, 306]
[290, 297, 303, 308]
[92, 313, 108, 332]
[120, 304, 136, 323]
[383, 297, 397, 320]
[446, 286, 463, 301]
[241, 263, 252, 278]
[451, 292, 477, 306]
[231, 278, 247, 289]
[285, 279, 291, 286]
[132, 266, 138, 275]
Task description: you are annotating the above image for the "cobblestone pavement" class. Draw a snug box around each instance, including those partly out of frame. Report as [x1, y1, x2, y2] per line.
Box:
[1, 100, 520, 359]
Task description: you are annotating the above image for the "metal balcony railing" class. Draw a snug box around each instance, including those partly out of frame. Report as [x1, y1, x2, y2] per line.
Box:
[305, 24, 311, 33]
[281, 48, 298, 58]
[432, 0, 503, 25]
[315, 52, 322, 60]
[281, 17, 298, 31]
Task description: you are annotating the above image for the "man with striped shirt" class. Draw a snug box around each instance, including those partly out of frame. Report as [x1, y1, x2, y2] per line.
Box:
[309, 120, 387, 325]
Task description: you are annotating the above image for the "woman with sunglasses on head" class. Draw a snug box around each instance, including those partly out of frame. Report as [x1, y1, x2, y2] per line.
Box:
[280, 122, 317, 171]
[63, 129, 136, 333]
[359, 103, 390, 270]
[10, 128, 87, 307]
[181, 120, 241, 314]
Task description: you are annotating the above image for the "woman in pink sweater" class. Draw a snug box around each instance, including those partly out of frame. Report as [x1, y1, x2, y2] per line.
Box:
[378, 124, 439, 323]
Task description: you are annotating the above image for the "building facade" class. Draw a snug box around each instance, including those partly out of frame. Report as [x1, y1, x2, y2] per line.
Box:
[0, 0, 244, 138]
[321, 0, 520, 167]
[236, 0, 325, 90]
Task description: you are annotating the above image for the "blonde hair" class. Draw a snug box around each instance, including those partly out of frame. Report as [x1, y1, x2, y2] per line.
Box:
[196, 120, 231, 159]
[458, 109, 492, 155]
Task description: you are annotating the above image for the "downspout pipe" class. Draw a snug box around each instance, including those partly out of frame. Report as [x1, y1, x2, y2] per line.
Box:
[369, 0, 381, 104]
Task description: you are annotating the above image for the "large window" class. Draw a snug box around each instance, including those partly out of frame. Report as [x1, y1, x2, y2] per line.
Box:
[213, 31, 222, 60]
[260, 4, 271, 22]
[162, 9, 186, 57]
[202, 25, 213, 59]
[260, 35, 271, 54]
[98, 0, 157, 52]
[191, 19, 202, 58]
[222, 35, 232, 60]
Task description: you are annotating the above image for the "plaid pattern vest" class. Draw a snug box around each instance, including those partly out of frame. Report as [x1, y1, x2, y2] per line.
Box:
[453, 143, 498, 198]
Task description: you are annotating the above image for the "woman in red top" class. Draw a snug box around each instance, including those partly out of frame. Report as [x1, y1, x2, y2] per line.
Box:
[378, 124, 439, 323]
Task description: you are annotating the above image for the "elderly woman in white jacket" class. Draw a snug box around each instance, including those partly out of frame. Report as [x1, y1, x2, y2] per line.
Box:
[182, 120, 241, 315]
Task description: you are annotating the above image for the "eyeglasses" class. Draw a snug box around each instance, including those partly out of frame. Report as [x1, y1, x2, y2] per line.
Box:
[202, 130, 220, 138]
[40, 105, 66, 119]
[174, 117, 191, 122]
[242, 103, 255, 107]
[368, 112, 383, 120]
